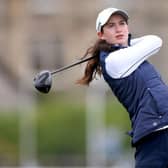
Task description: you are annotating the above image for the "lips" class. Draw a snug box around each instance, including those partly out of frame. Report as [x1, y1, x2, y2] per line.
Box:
[116, 34, 124, 39]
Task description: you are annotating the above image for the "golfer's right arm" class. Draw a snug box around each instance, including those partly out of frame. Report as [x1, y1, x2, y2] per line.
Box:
[105, 35, 162, 78]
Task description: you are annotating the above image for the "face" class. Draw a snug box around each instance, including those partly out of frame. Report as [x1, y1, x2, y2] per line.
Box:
[98, 14, 129, 46]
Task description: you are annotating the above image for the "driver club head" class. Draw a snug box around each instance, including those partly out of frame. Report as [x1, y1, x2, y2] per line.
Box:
[33, 70, 52, 94]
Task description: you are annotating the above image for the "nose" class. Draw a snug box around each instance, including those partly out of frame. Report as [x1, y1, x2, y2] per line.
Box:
[115, 24, 122, 32]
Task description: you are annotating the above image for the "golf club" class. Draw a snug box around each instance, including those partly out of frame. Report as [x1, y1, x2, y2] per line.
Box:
[33, 55, 95, 94]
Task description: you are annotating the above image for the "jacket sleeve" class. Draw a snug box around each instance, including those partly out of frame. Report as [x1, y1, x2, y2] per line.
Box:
[105, 35, 163, 79]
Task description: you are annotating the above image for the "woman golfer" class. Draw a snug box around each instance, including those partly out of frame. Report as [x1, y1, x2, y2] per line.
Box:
[78, 7, 168, 167]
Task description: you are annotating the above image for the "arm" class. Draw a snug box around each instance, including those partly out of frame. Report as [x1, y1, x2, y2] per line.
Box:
[105, 35, 163, 78]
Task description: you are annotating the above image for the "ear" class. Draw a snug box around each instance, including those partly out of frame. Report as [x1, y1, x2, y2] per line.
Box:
[97, 32, 104, 40]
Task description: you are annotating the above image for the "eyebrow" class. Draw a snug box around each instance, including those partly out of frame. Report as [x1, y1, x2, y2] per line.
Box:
[106, 19, 127, 26]
[108, 19, 126, 24]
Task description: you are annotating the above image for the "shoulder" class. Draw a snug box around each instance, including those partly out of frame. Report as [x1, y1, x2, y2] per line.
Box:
[99, 51, 109, 62]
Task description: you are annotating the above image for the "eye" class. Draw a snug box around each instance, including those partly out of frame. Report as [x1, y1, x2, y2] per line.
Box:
[107, 23, 115, 28]
[120, 21, 126, 25]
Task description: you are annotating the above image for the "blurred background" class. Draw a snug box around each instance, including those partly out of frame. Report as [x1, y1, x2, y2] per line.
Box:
[0, 0, 168, 167]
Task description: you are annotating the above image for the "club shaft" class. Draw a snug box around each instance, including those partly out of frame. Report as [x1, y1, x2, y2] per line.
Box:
[51, 56, 95, 75]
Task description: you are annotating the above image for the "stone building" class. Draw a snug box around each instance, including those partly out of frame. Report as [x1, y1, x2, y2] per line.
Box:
[0, 0, 168, 107]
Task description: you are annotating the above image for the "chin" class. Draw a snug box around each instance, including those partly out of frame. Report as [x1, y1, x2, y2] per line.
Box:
[117, 40, 127, 46]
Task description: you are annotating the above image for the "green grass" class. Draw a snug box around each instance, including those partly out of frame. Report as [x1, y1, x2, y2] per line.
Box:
[105, 96, 132, 149]
[36, 93, 86, 155]
[106, 96, 130, 130]
[0, 91, 132, 165]
[0, 111, 19, 165]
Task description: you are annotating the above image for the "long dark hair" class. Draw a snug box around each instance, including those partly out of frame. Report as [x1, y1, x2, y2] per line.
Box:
[76, 39, 116, 85]
[76, 34, 131, 85]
